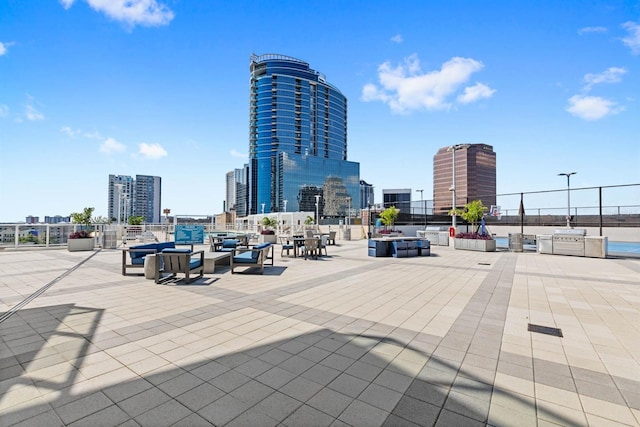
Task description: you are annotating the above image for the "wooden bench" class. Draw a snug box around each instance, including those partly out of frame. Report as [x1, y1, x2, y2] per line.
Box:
[155, 249, 205, 284]
[230, 243, 274, 274]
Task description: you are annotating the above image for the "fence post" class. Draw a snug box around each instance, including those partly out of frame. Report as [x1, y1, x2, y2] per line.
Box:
[599, 187, 603, 236]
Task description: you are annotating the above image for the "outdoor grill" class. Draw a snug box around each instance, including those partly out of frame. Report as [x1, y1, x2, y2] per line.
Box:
[418, 226, 450, 246]
[552, 229, 586, 257]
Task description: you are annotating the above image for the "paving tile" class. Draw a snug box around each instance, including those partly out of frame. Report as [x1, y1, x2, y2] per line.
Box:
[229, 379, 275, 406]
[443, 390, 490, 422]
[198, 394, 252, 426]
[307, 387, 353, 417]
[435, 409, 485, 427]
[358, 383, 403, 412]
[327, 373, 369, 398]
[175, 382, 226, 412]
[254, 391, 303, 422]
[280, 376, 325, 402]
[278, 354, 316, 376]
[404, 379, 449, 407]
[168, 412, 215, 426]
[373, 369, 414, 394]
[301, 364, 342, 386]
[283, 404, 336, 427]
[118, 387, 172, 418]
[134, 400, 192, 427]
[209, 369, 251, 393]
[157, 371, 205, 398]
[339, 399, 390, 427]
[54, 391, 114, 425]
[389, 395, 439, 426]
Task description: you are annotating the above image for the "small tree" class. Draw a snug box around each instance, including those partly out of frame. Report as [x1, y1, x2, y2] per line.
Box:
[450, 200, 486, 231]
[304, 215, 314, 225]
[379, 206, 400, 230]
[128, 216, 144, 225]
[70, 207, 95, 231]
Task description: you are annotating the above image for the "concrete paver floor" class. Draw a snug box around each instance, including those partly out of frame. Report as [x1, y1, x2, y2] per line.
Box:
[0, 240, 639, 426]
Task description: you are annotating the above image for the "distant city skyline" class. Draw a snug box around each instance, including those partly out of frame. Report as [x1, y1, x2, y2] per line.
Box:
[1, 1, 639, 222]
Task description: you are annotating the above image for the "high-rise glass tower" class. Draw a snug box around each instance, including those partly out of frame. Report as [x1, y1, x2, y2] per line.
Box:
[248, 53, 359, 216]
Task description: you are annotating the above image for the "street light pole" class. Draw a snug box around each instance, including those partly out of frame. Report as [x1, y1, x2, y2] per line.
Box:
[416, 189, 424, 228]
[558, 172, 576, 228]
[314, 194, 321, 226]
[283, 199, 287, 212]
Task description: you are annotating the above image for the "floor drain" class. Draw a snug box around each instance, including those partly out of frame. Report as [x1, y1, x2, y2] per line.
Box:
[528, 323, 563, 337]
[478, 263, 491, 265]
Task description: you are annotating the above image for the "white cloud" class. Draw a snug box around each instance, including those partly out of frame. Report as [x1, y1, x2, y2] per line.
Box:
[457, 83, 496, 104]
[621, 21, 640, 55]
[230, 149, 247, 159]
[390, 34, 403, 43]
[566, 95, 624, 120]
[83, 130, 103, 139]
[25, 105, 44, 121]
[578, 26, 607, 35]
[62, 0, 174, 27]
[59, 0, 74, 9]
[362, 54, 494, 113]
[138, 142, 167, 159]
[61, 126, 81, 137]
[0, 105, 8, 118]
[0, 42, 7, 56]
[583, 67, 626, 91]
[100, 137, 126, 154]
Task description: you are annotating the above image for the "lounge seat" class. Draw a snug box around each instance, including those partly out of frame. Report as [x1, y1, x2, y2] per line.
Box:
[230, 243, 273, 274]
[122, 241, 175, 275]
[155, 248, 205, 284]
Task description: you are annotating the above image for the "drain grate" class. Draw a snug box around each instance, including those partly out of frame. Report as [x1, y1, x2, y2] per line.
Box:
[528, 323, 563, 337]
[478, 262, 491, 266]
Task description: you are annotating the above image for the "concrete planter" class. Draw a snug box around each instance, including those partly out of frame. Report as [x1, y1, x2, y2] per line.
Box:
[67, 238, 95, 252]
[259, 233, 277, 244]
[454, 238, 496, 252]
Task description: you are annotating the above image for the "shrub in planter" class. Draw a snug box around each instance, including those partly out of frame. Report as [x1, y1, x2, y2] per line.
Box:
[260, 229, 275, 235]
[455, 232, 493, 240]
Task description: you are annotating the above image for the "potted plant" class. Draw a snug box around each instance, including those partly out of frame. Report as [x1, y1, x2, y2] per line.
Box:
[378, 206, 400, 236]
[450, 200, 496, 252]
[68, 207, 96, 252]
[259, 216, 278, 243]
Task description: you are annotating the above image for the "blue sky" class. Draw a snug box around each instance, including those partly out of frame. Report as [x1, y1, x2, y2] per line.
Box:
[1, 0, 639, 222]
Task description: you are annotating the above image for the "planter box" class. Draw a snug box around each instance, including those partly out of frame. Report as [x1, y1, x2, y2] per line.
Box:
[259, 234, 277, 244]
[67, 238, 95, 252]
[454, 238, 496, 252]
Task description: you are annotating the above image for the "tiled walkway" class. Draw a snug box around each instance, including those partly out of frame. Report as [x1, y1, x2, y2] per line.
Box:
[0, 240, 639, 426]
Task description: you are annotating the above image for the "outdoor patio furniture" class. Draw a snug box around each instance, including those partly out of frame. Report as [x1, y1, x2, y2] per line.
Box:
[319, 235, 329, 256]
[230, 243, 274, 274]
[279, 236, 295, 257]
[122, 241, 176, 275]
[301, 237, 320, 260]
[155, 248, 205, 284]
[328, 231, 336, 245]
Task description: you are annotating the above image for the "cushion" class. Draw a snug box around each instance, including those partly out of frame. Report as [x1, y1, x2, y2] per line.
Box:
[189, 259, 202, 270]
[222, 239, 239, 248]
[253, 243, 271, 250]
[129, 243, 157, 259]
[131, 258, 146, 265]
[233, 252, 256, 264]
[162, 248, 191, 253]
[157, 242, 175, 251]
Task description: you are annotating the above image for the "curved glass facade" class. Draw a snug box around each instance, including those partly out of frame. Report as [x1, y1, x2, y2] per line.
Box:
[248, 54, 357, 215]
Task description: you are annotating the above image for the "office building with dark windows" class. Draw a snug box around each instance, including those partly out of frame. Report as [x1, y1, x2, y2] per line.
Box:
[246, 53, 359, 216]
[433, 144, 496, 214]
[382, 189, 412, 214]
[108, 174, 161, 224]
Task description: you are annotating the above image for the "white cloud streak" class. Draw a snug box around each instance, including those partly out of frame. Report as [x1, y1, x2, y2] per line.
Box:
[0, 42, 8, 56]
[139, 142, 167, 159]
[621, 21, 640, 55]
[61, 0, 174, 27]
[566, 95, 624, 120]
[362, 54, 494, 113]
[25, 105, 44, 121]
[578, 26, 607, 35]
[457, 83, 496, 104]
[583, 67, 627, 91]
[0, 105, 8, 118]
[390, 34, 403, 43]
[100, 137, 126, 154]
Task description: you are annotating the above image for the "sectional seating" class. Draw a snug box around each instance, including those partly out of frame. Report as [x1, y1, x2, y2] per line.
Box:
[122, 241, 175, 275]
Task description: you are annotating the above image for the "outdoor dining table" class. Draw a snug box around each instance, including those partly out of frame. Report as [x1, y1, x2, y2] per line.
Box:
[290, 236, 321, 258]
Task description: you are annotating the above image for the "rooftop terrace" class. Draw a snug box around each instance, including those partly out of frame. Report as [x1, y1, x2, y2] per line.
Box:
[1, 240, 639, 426]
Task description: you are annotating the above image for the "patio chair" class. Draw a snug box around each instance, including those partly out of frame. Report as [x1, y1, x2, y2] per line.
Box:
[328, 231, 336, 245]
[279, 235, 295, 257]
[319, 235, 328, 256]
[301, 237, 319, 260]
